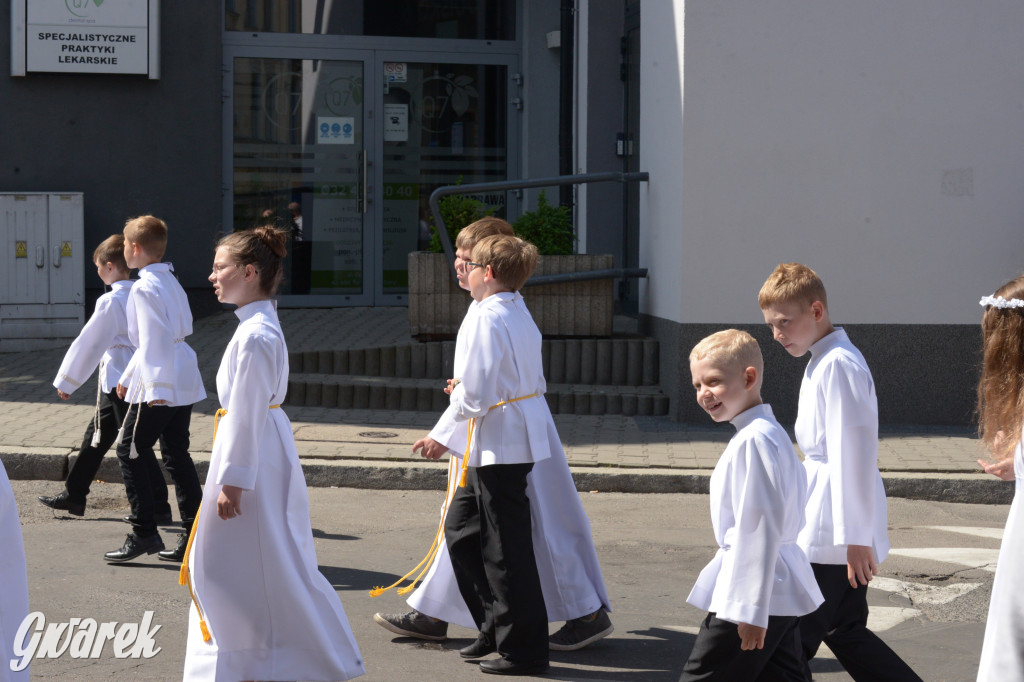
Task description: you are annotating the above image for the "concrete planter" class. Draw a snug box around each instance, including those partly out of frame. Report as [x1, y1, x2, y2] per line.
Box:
[408, 252, 614, 339]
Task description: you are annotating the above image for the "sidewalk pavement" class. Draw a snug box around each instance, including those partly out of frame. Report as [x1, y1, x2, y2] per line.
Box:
[0, 306, 1010, 504]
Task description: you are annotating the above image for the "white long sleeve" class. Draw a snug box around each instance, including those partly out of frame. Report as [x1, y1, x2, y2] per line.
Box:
[795, 328, 890, 565]
[53, 281, 133, 395]
[687, 404, 823, 627]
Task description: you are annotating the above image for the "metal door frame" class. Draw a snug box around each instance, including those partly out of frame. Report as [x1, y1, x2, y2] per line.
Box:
[223, 45, 520, 307]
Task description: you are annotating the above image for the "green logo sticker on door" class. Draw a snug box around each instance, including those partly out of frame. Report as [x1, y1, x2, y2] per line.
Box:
[15, 241, 27, 259]
[61, 242, 73, 258]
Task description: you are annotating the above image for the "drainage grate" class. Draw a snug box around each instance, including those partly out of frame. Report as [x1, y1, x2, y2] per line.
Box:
[358, 431, 398, 439]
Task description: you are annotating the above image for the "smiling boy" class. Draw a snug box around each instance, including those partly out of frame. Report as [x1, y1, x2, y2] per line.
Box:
[681, 330, 822, 682]
[758, 263, 921, 681]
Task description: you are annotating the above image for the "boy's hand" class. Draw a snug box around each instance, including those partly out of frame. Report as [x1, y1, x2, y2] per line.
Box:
[978, 457, 1015, 481]
[148, 399, 167, 406]
[847, 544, 878, 587]
[217, 485, 243, 520]
[444, 378, 461, 395]
[737, 622, 766, 650]
[57, 390, 70, 401]
[116, 383, 127, 399]
[413, 436, 446, 460]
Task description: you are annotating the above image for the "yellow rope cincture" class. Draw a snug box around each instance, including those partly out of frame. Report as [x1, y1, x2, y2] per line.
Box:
[368, 455, 458, 598]
[180, 405, 281, 642]
[369, 393, 537, 598]
[457, 393, 537, 488]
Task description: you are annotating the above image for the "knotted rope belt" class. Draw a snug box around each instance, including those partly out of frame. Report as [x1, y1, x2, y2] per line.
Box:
[180, 404, 281, 642]
[370, 393, 537, 598]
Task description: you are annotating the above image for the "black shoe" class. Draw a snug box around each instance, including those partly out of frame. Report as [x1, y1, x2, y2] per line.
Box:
[38, 491, 85, 516]
[158, 533, 189, 562]
[460, 637, 497, 659]
[479, 658, 549, 676]
[104, 534, 164, 562]
[122, 512, 174, 525]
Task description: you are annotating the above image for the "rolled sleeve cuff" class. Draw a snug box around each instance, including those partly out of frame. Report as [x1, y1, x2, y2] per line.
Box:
[215, 462, 257, 491]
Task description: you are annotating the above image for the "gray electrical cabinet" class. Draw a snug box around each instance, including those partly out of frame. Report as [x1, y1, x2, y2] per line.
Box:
[1, 193, 84, 351]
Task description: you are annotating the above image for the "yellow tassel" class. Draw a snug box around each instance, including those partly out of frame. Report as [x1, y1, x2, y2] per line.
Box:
[368, 456, 458, 598]
[199, 620, 211, 642]
[178, 564, 187, 586]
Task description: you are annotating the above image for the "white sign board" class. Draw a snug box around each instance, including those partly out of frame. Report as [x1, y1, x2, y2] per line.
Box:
[12, 0, 160, 78]
[317, 116, 355, 145]
[383, 103, 408, 142]
[384, 62, 407, 83]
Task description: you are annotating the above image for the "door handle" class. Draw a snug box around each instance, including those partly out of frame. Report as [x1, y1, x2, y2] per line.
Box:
[36, 246, 45, 268]
[361, 149, 368, 214]
[53, 245, 62, 268]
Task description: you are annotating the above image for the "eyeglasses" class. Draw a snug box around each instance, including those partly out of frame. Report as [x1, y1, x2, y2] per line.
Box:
[463, 261, 486, 272]
[210, 262, 239, 275]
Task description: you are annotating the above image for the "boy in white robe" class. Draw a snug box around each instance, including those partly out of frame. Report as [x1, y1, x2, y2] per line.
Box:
[39, 234, 171, 521]
[681, 329, 823, 681]
[759, 263, 922, 681]
[437, 234, 550, 675]
[374, 218, 612, 652]
[106, 216, 206, 564]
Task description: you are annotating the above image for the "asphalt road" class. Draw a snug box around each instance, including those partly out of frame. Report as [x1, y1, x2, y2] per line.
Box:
[8, 479, 1008, 681]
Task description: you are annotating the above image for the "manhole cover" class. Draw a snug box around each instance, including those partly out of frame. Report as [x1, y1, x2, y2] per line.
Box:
[358, 431, 398, 439]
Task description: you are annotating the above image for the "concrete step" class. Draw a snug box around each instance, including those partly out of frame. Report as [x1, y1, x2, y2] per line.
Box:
[289, 337, 660, 387]
[286, 374, 670, 416]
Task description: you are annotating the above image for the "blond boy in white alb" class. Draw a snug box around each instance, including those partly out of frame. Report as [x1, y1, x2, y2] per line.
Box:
[759, 263, 921, 682]
[681, 329, 822, 681]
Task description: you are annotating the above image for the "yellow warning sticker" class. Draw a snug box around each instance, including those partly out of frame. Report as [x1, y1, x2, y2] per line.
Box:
[61, 241, 72, 258]
[15, 241, 27, 258]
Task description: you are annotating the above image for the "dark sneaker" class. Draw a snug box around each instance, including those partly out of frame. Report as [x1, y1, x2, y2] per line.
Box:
[38, 490, 85, 516]
[549, 609, 614, 651]
[104, 534, 164, 562]
[479, 658, 549, 676]
[373, 611, 448, 641]
[158, 533, 189, 562]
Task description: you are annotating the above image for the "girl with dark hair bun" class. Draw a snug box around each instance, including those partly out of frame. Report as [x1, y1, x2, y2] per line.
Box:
[182, 239, 365, 680]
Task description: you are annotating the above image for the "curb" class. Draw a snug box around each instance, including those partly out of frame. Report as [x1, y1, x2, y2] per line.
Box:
[2, 449, 1013, 505]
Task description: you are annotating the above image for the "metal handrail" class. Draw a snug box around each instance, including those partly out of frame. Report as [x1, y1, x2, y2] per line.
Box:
[427, 171, 650, 286]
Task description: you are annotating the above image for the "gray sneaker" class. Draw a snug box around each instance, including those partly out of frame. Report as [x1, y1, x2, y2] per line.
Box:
[373, 610, 448, 641]
[549, 609, 614, 651]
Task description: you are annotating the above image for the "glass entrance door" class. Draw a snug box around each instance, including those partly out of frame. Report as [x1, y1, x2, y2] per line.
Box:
[375, 56, 513, 302]
[226, 48, 516, 306]
[230, 51, 373, 305]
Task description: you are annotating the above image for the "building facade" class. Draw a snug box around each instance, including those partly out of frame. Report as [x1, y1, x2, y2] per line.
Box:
[4, 1, 1022, 425]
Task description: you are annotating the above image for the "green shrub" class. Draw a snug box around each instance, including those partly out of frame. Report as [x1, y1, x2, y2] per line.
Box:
[428, 187, 493, 253]
[512, 189, 575, 255]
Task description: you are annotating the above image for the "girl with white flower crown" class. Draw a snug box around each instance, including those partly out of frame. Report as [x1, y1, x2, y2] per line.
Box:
[975, 273, 1024, 682]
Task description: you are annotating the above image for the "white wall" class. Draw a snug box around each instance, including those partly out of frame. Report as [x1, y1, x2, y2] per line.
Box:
[641, 0, 1024, 325]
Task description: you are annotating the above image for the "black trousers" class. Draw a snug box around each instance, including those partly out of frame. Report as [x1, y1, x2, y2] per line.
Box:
[115, 403, 202, 538]
[66, 388, 170, 514]
[444, 463, 548, 664]
[800, 563, 922, 682]
[680, 613, 808, 682]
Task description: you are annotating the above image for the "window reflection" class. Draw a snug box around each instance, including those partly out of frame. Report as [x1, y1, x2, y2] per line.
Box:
[225, 0, 515, 40]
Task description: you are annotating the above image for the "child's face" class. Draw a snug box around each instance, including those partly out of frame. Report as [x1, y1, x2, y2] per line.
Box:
[690, 355, 758, 423]
[454, 245, 473, 291]
[123, 237, 142, 270]
[761, 300, 826, 357]
[209, 246, 249, 305]
[465, 258, 491, 302]
[95, 260, 119, 286]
